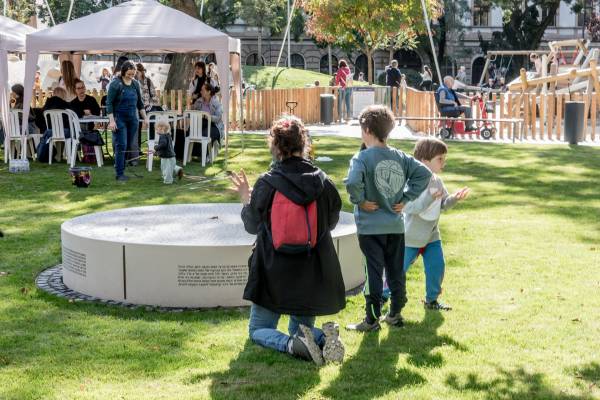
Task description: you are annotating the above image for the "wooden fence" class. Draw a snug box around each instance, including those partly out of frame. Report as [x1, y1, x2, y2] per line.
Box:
[31, 86, 600, 142]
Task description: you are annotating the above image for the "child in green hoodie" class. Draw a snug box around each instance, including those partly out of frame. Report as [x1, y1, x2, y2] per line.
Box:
[345, 105, 431, 331]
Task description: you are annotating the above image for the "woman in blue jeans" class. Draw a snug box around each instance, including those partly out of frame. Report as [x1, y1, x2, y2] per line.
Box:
[106, 60, 148, 181]
[230, 116, 346, 366]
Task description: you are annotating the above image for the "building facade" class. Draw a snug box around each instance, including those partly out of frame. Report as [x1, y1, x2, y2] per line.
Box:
[456, 1, 593, 84]
[226, 2, 592, 85]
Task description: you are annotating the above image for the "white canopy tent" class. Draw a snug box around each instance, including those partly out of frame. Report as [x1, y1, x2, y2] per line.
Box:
[0, 15, 36, 139]
[21, 0, 242, 157]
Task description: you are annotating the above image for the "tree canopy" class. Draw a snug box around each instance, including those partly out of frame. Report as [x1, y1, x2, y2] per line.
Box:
[302, 0, 442, 83]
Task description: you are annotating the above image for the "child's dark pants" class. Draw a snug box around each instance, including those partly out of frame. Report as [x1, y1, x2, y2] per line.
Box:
[358, 233, 407, 323]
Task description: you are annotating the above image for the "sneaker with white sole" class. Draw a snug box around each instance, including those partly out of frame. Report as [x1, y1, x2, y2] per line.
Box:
[346, 319, 380, 332]
[290, 325, 324, 366]
[382, 312, 404, 327]
[322, 322, 344, 363]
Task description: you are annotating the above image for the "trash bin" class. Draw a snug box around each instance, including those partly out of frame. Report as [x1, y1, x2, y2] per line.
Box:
[320, 94, 335, 125]
[564, 101, 585, 144]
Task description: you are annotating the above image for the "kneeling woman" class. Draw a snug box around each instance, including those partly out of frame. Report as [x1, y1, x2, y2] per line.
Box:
[230, 117, 346, 365]
[192, 82, 223, 151]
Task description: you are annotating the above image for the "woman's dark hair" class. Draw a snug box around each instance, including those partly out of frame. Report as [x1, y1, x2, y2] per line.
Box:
[120, 60, 136, 77]
[194, 61, 206, 73]
[359, 105, 395, 142]
[11, 84, 24, 100]
[201, 82, 218, 97]
[11, 84, 24, 108]
[193, 61, 207, 97]
[115, 55, 129, 72]
[339, 60, 347, 68]
[269, 116, 308, 159]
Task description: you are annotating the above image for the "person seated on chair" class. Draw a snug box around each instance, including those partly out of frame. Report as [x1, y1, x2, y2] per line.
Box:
[436, 76, 476, 131]
[11, 84, 38, 135]
[39, 86, 73, 161]
[1, 84, 36, 145]
[70, 79, 101, 131]
[43, 86, 73, 139]
[192, 82, 224, 159]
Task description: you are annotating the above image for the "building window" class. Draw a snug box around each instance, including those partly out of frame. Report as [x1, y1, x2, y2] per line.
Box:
[245, 53, 264, 66]
[541, 6, 558, 27]
[354, 54, 374, 80]
[393, 49, 423, 71]
[291, 54, 305, 69]
[320, 54, 338, 75]
[577, 0, 593, 26]
[471, 56, 486, 85]
[472, 0, 491, 27]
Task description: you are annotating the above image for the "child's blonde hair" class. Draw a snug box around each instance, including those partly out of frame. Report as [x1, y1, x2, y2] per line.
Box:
[155, 117, 171, 134]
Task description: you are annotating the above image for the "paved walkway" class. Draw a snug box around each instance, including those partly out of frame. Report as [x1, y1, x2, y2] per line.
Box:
[238, 121, 600, 147]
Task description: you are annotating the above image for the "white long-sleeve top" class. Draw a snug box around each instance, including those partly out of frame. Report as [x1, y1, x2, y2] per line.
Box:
[403, 174, 458, 248]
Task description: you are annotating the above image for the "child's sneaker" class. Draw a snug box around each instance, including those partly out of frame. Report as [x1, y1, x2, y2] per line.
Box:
[424, 300, 452, 311]
[289, 325, 324, 366]
[177, 168, 184, 181]
[382, 312, 404, 327]
[322, 322, 344, 363]
[346, 319, 380, 332]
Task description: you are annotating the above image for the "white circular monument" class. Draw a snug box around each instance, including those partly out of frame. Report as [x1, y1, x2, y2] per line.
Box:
[60, 203, 364, 308]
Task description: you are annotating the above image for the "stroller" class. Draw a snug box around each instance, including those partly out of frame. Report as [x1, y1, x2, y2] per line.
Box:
[434, 91, 496, 140]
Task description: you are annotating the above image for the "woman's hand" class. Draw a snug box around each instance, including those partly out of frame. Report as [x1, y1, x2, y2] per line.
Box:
[108, 121, 116, 131]
[230, 169, 252, 205]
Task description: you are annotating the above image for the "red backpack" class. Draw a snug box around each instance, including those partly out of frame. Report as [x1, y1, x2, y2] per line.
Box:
[270, 191, 317, 254]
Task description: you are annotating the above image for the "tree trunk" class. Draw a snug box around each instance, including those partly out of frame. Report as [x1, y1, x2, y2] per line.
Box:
[164, 54, 195, 91]
[328, 44, 332, 75]
[389, 47, 394, 65]
[164, 0, 199, 91]
[366, 48, 373, 84]
[258, 27, 263, 66]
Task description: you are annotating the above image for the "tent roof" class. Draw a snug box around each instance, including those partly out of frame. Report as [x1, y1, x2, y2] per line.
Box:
[0, 15, 36, 52]
[26, 0, 240, 54]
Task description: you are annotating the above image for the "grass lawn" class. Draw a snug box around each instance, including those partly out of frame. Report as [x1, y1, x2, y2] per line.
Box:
[1, 135, 600, 400]
[243, 66, 373, 89]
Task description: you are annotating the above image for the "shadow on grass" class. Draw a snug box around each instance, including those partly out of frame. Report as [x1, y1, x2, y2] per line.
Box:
[445, 366, 595, 399]
[188, 339, 322, 400]
[0, 295, 248, 399]
[322, 311, 465, 399]
[568, 362, 600, 392]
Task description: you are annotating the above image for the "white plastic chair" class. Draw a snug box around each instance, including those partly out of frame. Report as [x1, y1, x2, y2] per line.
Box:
[3, 110, 27, 162]
[67, 109, 103, 168]
[146, 110, 179, 172]
[43, 109, 73, 165]
[183, 110, 211, 167]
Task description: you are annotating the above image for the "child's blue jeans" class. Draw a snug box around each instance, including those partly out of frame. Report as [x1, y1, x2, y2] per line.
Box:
[404, 240, 445, 303]
[248, 303, 325, 353]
